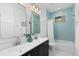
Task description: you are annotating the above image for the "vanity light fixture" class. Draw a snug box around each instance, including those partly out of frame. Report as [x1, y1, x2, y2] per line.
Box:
[30, 3, 41, 14]
[32, 5, 35, 9]
[36, 8, 39, 11]
[31, 3, 35, 9]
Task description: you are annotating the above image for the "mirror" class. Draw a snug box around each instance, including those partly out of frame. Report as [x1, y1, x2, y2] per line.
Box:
[31, 11, 40, 35]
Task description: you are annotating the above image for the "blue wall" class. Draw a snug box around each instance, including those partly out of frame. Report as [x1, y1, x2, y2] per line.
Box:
[47, 6, 75, 42]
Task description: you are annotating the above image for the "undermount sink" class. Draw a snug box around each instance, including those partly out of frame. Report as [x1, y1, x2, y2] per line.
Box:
[0, 38, 48, 56]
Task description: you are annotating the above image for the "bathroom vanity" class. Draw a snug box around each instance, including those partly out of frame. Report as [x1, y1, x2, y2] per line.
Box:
[0, 38, 49, 56]
[22, 39, 49, 56]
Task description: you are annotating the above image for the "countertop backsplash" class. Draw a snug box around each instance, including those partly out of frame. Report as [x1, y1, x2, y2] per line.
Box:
[0, 36, 26, 51]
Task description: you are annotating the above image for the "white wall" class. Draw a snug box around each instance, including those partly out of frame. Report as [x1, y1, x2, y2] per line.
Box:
[26, 4, 31, 34]
[0, 3, 26, 38]
[26, 4, 47, 38]
[0, 3, 47, 51]
[75, 3, 79, 55]
[0, 3, 14, 38]
[40, 4, 47, 37]
[0, 3, 15, 50]
[0, 3, 26, 50]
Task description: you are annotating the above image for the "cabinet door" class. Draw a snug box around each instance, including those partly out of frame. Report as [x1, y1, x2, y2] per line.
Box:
[30, 40, 49, 56]
[21, 52, 29, 56]
[30, 46, 39, 56]
[43, 40, 49, 56]
[39, 40, 49, 56]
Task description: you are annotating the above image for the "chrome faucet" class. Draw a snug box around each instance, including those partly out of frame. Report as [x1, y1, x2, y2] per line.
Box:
[13, 36, 21, 46]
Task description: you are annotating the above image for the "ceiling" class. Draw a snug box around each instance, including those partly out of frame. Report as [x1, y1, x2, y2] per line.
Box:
[44, 3, 74, 12]
[20, 3, 74, 12]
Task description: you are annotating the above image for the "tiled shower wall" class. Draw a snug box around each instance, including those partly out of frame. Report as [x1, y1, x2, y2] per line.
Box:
[47, 4, 75, 42]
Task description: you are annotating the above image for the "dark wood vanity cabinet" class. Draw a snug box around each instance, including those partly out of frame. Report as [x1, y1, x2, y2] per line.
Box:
[22, 40, 49, 56]
[38, 40, 49, 56]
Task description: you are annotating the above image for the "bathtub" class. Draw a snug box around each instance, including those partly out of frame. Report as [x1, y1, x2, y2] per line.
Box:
[49, 40, 75, 56]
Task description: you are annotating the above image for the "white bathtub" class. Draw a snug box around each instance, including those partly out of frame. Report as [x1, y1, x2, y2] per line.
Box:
[49, 40, 75, 56]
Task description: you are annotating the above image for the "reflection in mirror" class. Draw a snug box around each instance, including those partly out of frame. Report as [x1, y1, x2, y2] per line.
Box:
[31, 11, 40, 35]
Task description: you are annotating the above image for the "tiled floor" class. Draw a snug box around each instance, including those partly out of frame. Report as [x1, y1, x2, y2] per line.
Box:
[49, 45, 75, 56]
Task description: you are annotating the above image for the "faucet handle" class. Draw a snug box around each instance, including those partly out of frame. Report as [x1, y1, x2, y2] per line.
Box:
[24, 34, 26, 36]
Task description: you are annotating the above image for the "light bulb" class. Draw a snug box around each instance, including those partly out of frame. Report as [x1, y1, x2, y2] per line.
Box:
[36, 8, 39, 11]
[32, 5, 35, 9]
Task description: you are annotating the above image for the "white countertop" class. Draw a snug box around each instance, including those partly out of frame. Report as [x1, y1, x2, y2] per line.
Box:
[0, 38, 48, 56]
